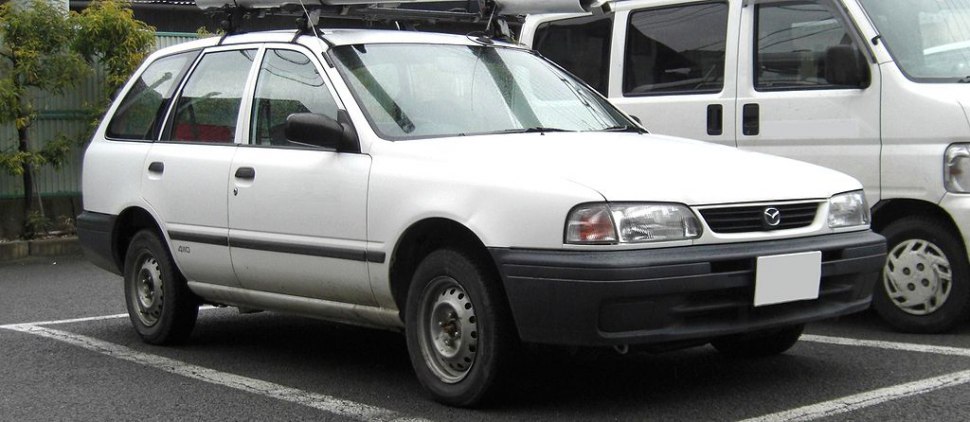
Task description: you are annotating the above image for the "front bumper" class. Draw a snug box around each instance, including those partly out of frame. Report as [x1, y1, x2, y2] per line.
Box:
[490, 230, 885, 346]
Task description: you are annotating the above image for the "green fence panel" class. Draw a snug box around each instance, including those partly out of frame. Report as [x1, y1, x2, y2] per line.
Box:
[0, 32, 200, 199]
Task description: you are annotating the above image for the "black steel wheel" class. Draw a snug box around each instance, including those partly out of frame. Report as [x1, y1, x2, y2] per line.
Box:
[405, 249, 515, 407]
[123, 230, 199, 345]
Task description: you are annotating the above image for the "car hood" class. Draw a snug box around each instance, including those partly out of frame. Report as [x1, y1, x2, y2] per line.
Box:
[377, 132, 862, 205]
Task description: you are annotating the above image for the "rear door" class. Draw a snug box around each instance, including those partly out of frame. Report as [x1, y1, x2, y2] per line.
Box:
[735, 0, 881, 203]
[142, 47, 259, 286]
[227, 46, 374, 306]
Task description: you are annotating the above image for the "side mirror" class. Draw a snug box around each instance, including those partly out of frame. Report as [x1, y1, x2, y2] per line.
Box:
[825, 45, 870, 88]
[284, 112, 360, 152]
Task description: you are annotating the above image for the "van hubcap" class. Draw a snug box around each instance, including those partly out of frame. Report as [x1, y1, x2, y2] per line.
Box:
[884, 239, 951, 315]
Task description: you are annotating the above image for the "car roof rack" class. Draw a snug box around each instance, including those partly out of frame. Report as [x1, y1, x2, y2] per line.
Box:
[199, 0, 611, 42]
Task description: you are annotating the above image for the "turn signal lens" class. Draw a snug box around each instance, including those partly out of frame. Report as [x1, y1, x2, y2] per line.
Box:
[565, 204, 617, 244]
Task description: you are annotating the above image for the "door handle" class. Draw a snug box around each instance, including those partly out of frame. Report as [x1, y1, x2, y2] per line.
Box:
[235, 167, 256, 180]
[742, 103, 760, 136]
[148, 162, 164, 174]
[706, 104, 723, 136]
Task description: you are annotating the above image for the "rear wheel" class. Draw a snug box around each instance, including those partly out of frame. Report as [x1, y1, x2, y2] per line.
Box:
[405, 249, 514, 407]
[873, 217, 970, 333]
[711, 324, 804, 358]
[123, 230, 199, 345]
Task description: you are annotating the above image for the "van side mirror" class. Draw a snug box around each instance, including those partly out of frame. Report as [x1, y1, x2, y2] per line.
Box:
[284, 112, 360, 152]
[825, 45, 870, 88]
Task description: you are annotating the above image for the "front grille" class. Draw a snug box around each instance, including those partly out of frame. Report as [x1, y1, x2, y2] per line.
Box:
[699, 202, 820, 234]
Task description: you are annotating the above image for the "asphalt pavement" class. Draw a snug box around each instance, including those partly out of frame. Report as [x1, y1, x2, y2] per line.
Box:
[2, 256, 969, 421]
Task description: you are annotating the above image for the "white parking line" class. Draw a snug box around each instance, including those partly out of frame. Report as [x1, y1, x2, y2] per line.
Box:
[803, 334, 970, 358]
[739, 369, 970, 422]
[6, 313, 970, 422]
[0, 323, 429, 422]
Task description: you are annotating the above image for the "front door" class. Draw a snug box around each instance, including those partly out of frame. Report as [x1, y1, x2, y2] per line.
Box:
[735, 0, 881, 203]
[227, 47, 374, 306]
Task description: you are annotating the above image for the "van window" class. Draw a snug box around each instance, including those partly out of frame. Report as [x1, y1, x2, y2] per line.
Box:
[106, 51, 196, 140]
[623, 2, 729, 96]
[165, 49, 257, 143]
[755, 1, 868, 90]
[533, 14, 613, 95]
[250, 49, 339, 146]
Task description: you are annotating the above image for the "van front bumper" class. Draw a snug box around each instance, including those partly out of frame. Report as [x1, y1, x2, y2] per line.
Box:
[490, 231, 885, 346]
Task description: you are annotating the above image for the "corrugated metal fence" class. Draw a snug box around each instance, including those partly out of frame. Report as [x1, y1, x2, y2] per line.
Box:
[0, 32, 199, 199]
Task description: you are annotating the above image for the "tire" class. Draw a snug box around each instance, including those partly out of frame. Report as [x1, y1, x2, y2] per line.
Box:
[872, 217, 970, 333]
[404, 249, 515, 407]
[711, 324, 804, 358]
[123, 230, 199, 345]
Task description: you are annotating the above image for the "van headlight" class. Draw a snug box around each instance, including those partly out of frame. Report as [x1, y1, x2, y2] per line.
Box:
[565, 203, 701, 244]
[945, 144, 970, 193]
[827, 191, 870, 228]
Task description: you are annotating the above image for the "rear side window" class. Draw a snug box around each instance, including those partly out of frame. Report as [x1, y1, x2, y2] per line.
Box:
[164, 49, 257, 143]
[755, 1, 869, 90]
[533, 14, 613, 95]
[250, 49, 339, 146]
[106, 52, 196, 140]
[624, 2, 729, 96]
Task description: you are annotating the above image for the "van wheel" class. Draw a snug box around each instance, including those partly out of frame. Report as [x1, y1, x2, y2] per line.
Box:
[873, 217, 970, 333]
[711, 324, 804, 358]
[123, 230, 199, 345]
[405, 249, 514, 407]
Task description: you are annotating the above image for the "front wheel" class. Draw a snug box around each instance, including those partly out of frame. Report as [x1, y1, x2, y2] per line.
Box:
[872, 217, 970, 333]
[405, 249, 515, 407]
[123, 230, 199, 345]
[711, 324, 804, 358]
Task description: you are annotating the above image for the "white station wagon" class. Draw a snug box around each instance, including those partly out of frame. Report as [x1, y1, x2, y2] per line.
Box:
[78, 5, 886, 406]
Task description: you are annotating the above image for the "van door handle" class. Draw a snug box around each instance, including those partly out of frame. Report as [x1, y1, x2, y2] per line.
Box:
[706, 104, 723, 136]
[742, 103, 760, 136]
[234, 167, 256, 180]
[148, 162, 164, 174]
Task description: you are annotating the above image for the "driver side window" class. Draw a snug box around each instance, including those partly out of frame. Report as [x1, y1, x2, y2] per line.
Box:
[250, 48, 339, 147]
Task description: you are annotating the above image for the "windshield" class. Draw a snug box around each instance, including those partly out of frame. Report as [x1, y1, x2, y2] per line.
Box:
[860, 0, 970, 82]
[330, 43, 633, 140]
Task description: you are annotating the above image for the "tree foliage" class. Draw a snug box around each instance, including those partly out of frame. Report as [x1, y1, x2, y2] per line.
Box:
[0, 0, 154, 238]
[74, 0, 156, 97]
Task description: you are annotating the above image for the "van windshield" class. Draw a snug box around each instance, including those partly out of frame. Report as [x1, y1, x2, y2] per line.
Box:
[330, 43, 634, 140]
[861, 0, 970, 82]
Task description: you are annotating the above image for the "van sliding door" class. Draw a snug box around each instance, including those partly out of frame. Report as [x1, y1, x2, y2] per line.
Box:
[608, 1, 739, 147]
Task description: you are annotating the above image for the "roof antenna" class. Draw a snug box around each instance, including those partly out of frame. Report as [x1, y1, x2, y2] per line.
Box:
[296, 0, 320, 39]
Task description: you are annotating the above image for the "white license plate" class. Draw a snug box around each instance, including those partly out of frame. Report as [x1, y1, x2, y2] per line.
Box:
[754, 251, 822, 307]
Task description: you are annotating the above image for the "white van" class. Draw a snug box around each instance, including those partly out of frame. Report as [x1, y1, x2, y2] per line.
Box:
[522, 0, 970, 333]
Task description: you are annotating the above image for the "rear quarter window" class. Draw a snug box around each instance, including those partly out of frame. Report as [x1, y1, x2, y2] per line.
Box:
[106, 51, 198, 141]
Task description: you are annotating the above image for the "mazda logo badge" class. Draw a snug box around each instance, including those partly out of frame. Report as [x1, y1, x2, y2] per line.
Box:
[763, 207, 782, 227]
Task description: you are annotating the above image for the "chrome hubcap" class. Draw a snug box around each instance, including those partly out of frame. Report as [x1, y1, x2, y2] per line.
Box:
[884, 239, 952, 315]
[418, 276, 478, 383]
[132, 255, 164, 326]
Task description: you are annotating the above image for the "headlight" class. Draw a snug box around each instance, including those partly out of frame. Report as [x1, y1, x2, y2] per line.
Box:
[945, 144, 970, 193]
[565, 203, 701, 244]
[827, 190, 870, 228]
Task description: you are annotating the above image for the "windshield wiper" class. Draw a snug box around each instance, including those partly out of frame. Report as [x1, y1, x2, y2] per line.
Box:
[601, 125, 647, 134]
[501, 127, 574, 134]
[959, 76, 970, 83]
